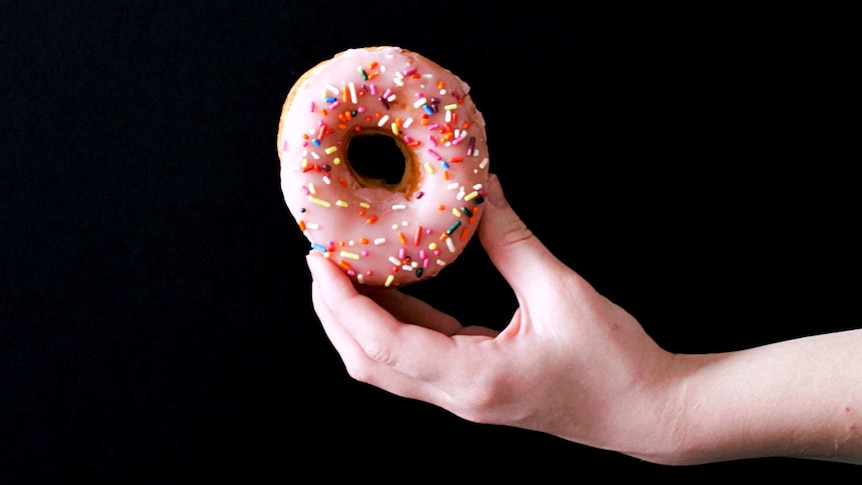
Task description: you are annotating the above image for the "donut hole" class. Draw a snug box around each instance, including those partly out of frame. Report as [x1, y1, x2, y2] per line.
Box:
[345, 132, 416, 193]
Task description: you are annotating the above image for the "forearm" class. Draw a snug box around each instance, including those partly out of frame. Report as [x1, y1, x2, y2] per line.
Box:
[664, 329, 862, 465]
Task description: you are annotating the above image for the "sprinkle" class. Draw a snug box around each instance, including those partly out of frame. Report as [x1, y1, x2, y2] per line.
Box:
[414, 226, 422, 246]
[311, 242, 327, 253]
[444, 103, 458, 111]
[391, 204, 406, 210]
[460, 227, 470, 241]
[374, 238, 387, 245]
[452, 208, 462, 218]
[461, 206, 473, 218]
[336, 200, 349, 208]
[333, 157, 342, 165]
[445, 220, 462, 235]
[388, 256, 401, 266]
[384, 275, 395, 287]
[479, 157, 490, 169]
[398, 248, 406, 259]
[308, 196, 330, 207]
[423, 162, 435, 174]
[298, 220, 307, 231]
[464, 191, 480, 201]
[307, 183, 317, 195]
[305, 222, 319, 230]
[359, 202, 371, 209]
[403, 117, 414, 128]
[378, 114, 389, 127]
[359, 68, 368, 80]
[340, 251, 360, 260]
[445, 237, 456, 253]
[337, 259, 351, 270]
[391, 122, 400, 136]
[422, 104, 434, 115]
[366, 215, 379, 224]
[397, 232, 407, 244]
[427, 149, 442, 161]
[428, 242, 438, 251]
[436, 259, 447, 266]
[325, 146, 338, 155]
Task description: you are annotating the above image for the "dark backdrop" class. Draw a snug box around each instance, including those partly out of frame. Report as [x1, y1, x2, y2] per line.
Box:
[2, 1, 858, 481]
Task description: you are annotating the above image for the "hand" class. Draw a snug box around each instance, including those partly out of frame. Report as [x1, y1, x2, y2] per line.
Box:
[307, 174, 862, 465]
[307, 174, 683, 462]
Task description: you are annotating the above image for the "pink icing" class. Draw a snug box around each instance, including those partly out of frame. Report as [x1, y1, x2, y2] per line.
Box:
[278, 47, 490, 287]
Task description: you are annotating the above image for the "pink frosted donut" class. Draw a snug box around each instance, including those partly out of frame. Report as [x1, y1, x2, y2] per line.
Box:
[278, 46, 490, 287]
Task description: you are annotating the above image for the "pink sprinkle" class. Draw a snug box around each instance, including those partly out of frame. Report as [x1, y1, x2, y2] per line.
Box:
[398, 248, 406, 259]
[329, 100, 340, 109]
[427, 149, 442, 161]
[414, 91, 424, 98]
[425, 228, 432, 234]
[301, 140, 308, 147]
[357, 106, 365, 113]
[347, 270, 356, 276]
[382, 88, 392, 99]
[433, 249, 441, 256]
[403, 135, 414, 143]
[369, 84, 377, 95]
[419, 249, 426, 259]
[282, 141, 289, 152]
[404, 66, 417, 76]
[427, 136, 438, 147]
[310, 101, 315, 112]
[423, 258, 429, 268]
[427, 123, 440, 130]
[361, 250, 369, 257]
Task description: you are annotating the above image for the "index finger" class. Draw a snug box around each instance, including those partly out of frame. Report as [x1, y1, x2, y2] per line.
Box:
[307, 252, 463, 382]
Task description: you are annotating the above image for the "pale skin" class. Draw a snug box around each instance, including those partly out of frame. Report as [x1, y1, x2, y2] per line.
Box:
[307, 174, 862, 466]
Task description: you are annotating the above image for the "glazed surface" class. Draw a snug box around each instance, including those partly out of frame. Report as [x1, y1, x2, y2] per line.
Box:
[278, 46, 490, 286]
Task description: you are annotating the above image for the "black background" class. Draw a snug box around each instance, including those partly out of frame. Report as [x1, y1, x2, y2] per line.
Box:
[2, 1, 859, 481]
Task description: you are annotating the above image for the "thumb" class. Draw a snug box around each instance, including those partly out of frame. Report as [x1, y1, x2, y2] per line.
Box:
[478, 174, 563, 299]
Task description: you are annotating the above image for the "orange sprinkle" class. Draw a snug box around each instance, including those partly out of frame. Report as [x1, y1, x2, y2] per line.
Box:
[338, 177, 348, 187]
[338, 123, 347, 130]
[342, 86, 349, 103]
[443, 171, 450, 181]
[354, 125, 362, 132]
[437, 80, 445, 90]
[370, 61, 378, 69]
[462, 121, 471, 129]
[439, 233, 449, 241]
[437, 204, 445, 210]
[358, 208, 367, 216]
[302, 133, 310, 140]
[414, 226, 422, 246]
[407, 140, 421, 148]
[298, 220, 306, 232]
[366, 215, 379, 224]
[359, 237, 369, 244]
[337, 259, 351, 270]
[469, 207, 480, 225]
[450, 156, 463, 163]
[460, 227, 470, 241]
[397, 232, 407, 244]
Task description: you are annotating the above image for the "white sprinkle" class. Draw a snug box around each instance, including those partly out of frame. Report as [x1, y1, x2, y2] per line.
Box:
[378, 114, 390, 127]
[447, 182, 460, 190]
[401, 265, 412, 271]
[322, 176, 331, 185]
[413, 97, 427, 108]
[479, 157, 490, 169]
[348, 82, 357, 104]
[473, 183, 483, 190]
[389, 257, 401, 266]
[403, 117, 413, 128]
[436, 259, 447, 266]
[391, 204, 406, 210]
[374, 238, 386, 245]
[305, 222, 319, 230]
[445, 238, 456, 253]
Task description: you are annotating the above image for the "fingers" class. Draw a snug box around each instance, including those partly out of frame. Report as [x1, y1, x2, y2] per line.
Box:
[358, 286, 464, 336]
[478, 174, 564, 300]
[307, 252, 460, 383]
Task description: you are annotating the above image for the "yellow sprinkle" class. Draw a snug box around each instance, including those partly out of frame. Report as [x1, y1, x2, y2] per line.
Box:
[333, 157, 341, 165]
[301, 158, 310, 169]
[307, 183, 317, 195]
[391, 122, 400, 136]
[428, 242, 438, 250]
[359, 202, 371, 209]
[444, 103, 458, 110]
[325, 146, 338, 155]
[464, 190, 479, 201]
[424, 162, 435, 174]
[384, 274, 395, 287]
[340, 251, 360, 260]
[336, 200, 349, 208]
[452, 208, 462, 217]
[308, 196, 331, 207]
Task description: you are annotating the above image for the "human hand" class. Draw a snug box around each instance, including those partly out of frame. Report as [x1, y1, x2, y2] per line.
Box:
[307, 174, 684, 462]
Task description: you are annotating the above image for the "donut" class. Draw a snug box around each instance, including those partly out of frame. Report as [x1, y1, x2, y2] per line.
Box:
[278, 46, 490, 287]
